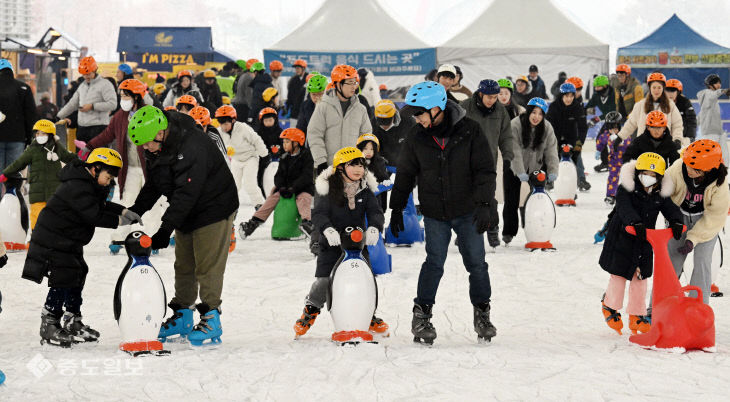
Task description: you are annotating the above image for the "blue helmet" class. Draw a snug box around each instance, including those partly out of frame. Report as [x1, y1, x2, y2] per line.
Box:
[118, 63, 133, 75]
[559, 82, 576, 94]
[405, 81, 447, 111]
[477, 79, 500, 95]
[527, 97, 549, 114]
[0, 59, 12, 72]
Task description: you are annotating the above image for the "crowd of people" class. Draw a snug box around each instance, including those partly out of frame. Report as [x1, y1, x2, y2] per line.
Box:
[1, 53, 729, 347]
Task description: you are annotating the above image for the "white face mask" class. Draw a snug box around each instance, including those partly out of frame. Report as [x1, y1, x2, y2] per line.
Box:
[639, 173, 657, 188]
[36, 135, 49, 145]
[120, 99, 134, 111]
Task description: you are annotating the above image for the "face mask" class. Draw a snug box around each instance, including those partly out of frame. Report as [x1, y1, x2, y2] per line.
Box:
[639, 174, 657, 188]
[120, 99, 134, 111]
[36, 135, 49, 145]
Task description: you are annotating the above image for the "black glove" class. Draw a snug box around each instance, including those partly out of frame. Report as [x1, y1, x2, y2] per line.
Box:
[473, 203, 494, 234]
[279, 187, 293, 198]
[389, 209, 404, 238]
[316, 162, 328, 176]
[151, 222, 175, 250]
[673, 139, 682, 150]
[632, 222, 646, 241]
[611, 137, 623, 153]
[677, 240, 694, 255]
[0, 254, 7, 269]
[670, 221, 684, 240]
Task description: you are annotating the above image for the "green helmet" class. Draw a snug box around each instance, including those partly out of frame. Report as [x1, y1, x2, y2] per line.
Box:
[235, 59, 246, 69]
[128, 105, 168, 146]
[593, 75, 609, 88]
[250, 62, 265, 72]
[498, 78, 514, 90]
[307, 74, 328, 93]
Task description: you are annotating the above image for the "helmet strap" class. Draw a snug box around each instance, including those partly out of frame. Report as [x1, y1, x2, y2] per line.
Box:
[429, 108, 443, 128]
[335, 81, 350, 100]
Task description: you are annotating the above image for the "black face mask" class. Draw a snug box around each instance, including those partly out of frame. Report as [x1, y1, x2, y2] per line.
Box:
[144, 149, 160, 160]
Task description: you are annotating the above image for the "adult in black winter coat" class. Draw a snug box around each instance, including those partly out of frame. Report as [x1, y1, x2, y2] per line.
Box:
[546, 90, 587, 149]
[248, 72, 273, 120]
[0, 64, 36, 158]
[665, 86, 697, 141]
[622, 126, 680, 167]
[286, 70, 307, 120]
[599, 161, 682, 281]
[200, 79, 223, 113]
[296, 97, 316, 135]
[372, 105, 412, 166]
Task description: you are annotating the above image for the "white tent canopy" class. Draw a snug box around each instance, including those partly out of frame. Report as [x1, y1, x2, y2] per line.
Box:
[438, 0, 609, 97]
[266, 0, 435, 89]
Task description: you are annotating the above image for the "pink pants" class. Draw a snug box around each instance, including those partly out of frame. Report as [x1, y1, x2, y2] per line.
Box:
[253, 189, 313, 222]
[604, 271, 648, 315]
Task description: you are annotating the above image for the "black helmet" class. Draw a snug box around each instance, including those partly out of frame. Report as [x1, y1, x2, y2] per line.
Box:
[604, 111, 622, 124]
[704, 73, 721, 87]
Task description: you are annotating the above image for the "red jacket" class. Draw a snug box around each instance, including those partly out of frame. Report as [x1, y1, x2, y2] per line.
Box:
[88, 109, 146, 197]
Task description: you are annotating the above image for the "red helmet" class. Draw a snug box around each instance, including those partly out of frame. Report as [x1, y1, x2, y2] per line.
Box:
[616, 64, 631, 74]
[177, 70, 192, 80]
[280, 128, 305, 146]
[189, 106, 211, 127]
[645, 110, 668, 128]
[258, 107, 278, 121]
[269, 60, 283, 71]
[293, 59, 307, 69]
[666, 79, 683, 92]
[331, 64, 358, 84]
[118, 79, 147, 97]
[646, 72, 666, 84]
[176, 95, 198, 108]
[215, 105, 237, 120]
[683, 139, 723, 171]
[78, 56, 97, 75]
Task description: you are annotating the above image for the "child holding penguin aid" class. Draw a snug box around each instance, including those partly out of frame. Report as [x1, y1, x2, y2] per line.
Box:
[598, 152, 683, 335]
[293, 147, 387, 338]
[0, 119, 76, 229]
[21, 148, 143, 346]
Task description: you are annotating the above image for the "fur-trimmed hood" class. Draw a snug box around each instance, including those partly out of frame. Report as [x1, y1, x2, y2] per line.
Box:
[315, 168, 378, 196]
[619, 160, 674, 197]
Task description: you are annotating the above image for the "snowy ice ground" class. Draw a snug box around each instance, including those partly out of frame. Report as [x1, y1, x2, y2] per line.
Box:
[1, 144, 730, 401]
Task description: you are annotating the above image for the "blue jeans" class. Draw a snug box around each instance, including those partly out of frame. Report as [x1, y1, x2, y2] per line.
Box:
[415, 213, 492, 306]
[0, 141, 25, 198]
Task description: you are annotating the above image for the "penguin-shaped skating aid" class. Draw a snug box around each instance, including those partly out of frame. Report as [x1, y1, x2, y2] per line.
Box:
[523, 170, 556, 251]
[327, 227, 378, 344]
[263, 150, 280, 197]
[0, 173, 29, 251]
[554, 144, 577, 206]
[113, 231, 170, 356]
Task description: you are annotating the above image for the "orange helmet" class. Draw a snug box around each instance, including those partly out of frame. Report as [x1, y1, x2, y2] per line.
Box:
[331, 64, 358, 84]
[326, 82, 335, 91]
[379, 84, 387, 91]
[164, 106, 177, 111]
[647, 72, 666, 84]
[293, 59, 307, 69]
[215, 105, 237, 120]
[177, 70, 192, 80]
[258, 107, 278, 121]
[683, 139, 723, 171]
[78, 56, 97, 74]
[280, 128, 305, 146]
[176, 95, 198, 107]
[616, 64, 631, 74]
[118, 79, 147, 97]
[269, 60, 283, 71]
[565, 76, 583, 90]
[645, 110, 668, 128]
[666, 79, 683, 92]
[245, 58, 259, 71]
[189, 106, 211, 127]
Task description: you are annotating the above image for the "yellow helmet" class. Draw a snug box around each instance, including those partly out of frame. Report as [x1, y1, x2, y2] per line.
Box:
[152, 83, 166, 95]
[262, 87, 278, 103]
[356, 133, 380, 151]
[33, 119, 56, 135]
[86, 147, 123, 170]
[203, 69, 216, 78]
[374, 100, 396, 118]
[221, 96, 231, 105]
[332, 146, 365, 173]
[210, 118, 220, 128]
[636, 152, 666, 176]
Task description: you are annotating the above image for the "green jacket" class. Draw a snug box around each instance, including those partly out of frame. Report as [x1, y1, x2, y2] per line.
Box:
[2, 138, 77, 203]
[460, 95, 515, 165]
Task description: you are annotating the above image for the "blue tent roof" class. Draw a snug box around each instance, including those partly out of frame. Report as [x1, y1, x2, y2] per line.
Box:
[618, 14, 730, 61]
[117, 27, 213, 53]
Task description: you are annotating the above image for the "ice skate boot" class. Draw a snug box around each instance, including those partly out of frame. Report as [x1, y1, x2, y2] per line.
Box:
[62, 312, 99, 342]
[238, 217, 263, 240]
[188, 304, 222, 346]
[40, 308, 75, 347]
[594, 162, 608, 173]
[158, 303, 194, 342]
[299, 219, 314, 239]
[502, 235, 513, 246]
[711, 283, 723, 297]
[602, 302, 623, 335]
[294, 305, 320, 338]
[628, 314, 651, 335]
[412, 304, 437, 345]
[109, 240, 124, 255]
[486, 229, 500, 248]
[578, 178, 591, 192]
[369, 315, 389, 337]
[474, 302, 497, 343]
[604, 196, 615, 206]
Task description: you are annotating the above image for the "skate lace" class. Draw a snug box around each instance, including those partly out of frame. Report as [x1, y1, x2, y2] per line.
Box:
[161, 312, 182, 329]
[602, 305, 621, 323]
[635, 315, 650, 325]
[475, 310, 493, 328]
[193, 314, 214, 334]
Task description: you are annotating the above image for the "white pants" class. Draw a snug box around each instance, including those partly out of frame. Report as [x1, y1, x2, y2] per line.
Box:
[701, 133, 729, 166]
[111, 166, 166, 242]
[231, 157, 264, 206]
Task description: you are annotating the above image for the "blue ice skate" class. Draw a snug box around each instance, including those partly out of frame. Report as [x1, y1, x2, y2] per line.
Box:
[158, 307, 194, 342]
[188, 307, 222, 346]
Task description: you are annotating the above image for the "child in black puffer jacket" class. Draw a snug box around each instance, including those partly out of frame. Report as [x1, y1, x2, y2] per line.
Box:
[356, 133, 391, 209]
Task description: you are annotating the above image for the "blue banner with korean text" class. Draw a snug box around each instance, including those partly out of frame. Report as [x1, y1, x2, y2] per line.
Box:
[263, 48, 436, 76]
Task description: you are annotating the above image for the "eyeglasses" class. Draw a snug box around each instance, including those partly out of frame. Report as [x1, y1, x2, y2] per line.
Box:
[341, 80, 358, 87]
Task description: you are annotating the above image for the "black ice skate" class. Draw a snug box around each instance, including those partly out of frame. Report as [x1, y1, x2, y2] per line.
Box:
[578, 178, 591, 192]
[63, 312, 100, 342]
[299, 219, 314, 239]
[412, 304, 437, 345]
[238, 217, 263, 240]
[474, 302, 497, 343]
[40, 308, 75, 348]
[486, 229, 500, 249]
